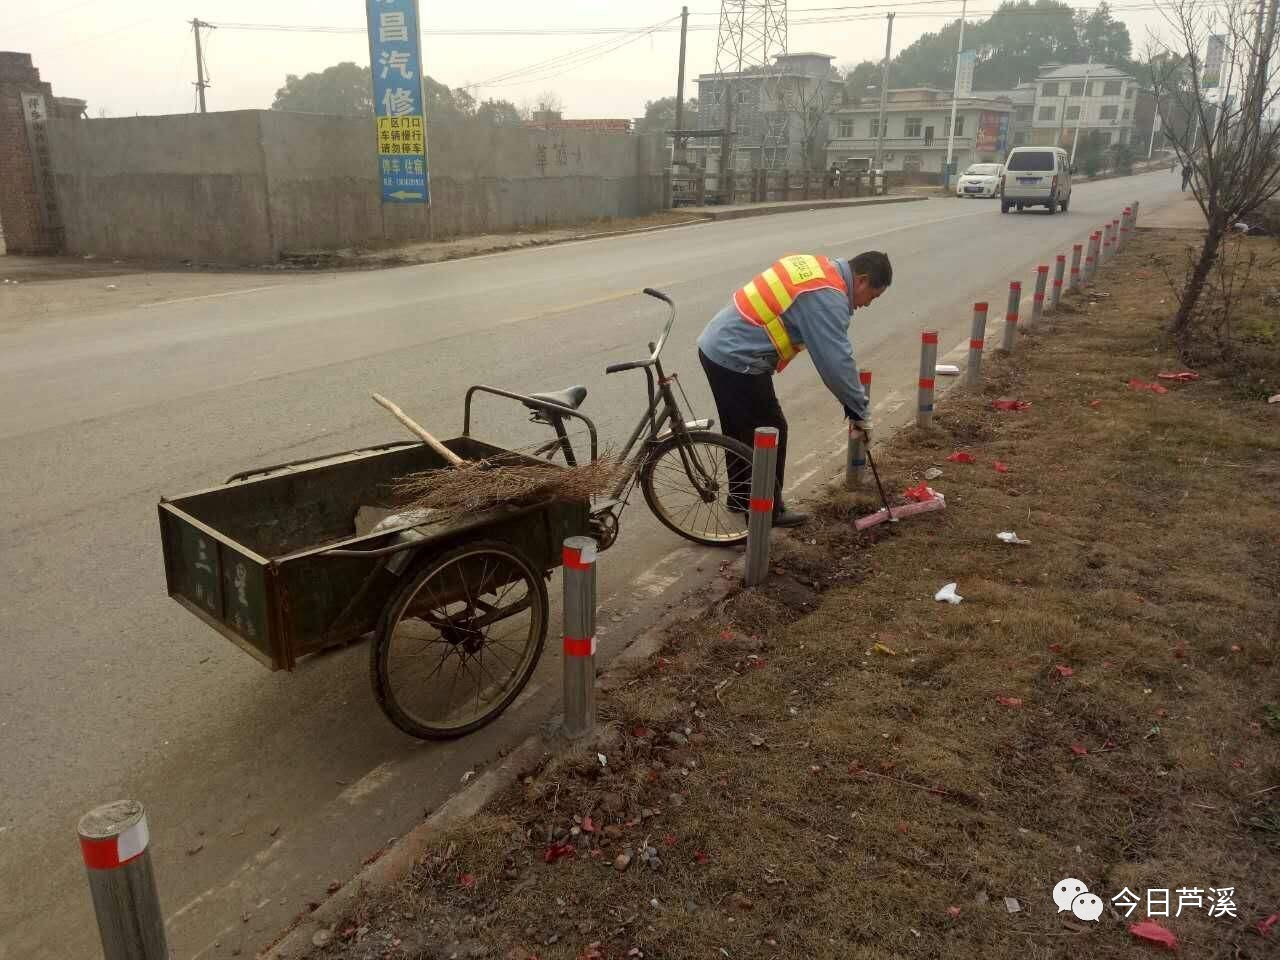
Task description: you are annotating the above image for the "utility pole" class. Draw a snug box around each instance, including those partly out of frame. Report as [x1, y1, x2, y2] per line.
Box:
[1070, 59, 1091, 165]
[191, 18, 213, 114]
[944, 0, 966, 185]
[1253, 0, 1278, 143]
[673, 6, 689, 170]
[874, 12, 894, 173]
[1147, 100, 1160, 159]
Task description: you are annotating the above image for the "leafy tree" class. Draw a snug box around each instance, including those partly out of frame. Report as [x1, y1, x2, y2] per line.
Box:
[637, 96, 699, 132]
[270, 62, 518, 126]
[271, 62, 373, 116]
[1076, 2, 1133, 66]
[1111, 141, 1136, 174]
[841, 60, 880, 102]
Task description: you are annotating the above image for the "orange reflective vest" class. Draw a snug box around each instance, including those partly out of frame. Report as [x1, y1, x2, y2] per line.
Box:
[732, 254, 849, 371]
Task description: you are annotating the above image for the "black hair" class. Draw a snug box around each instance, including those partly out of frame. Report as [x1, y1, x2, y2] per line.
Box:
[851, 250, 892, 289]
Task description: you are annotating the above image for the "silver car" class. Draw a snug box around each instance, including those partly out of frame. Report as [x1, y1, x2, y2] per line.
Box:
[955, 163, 1003, 198]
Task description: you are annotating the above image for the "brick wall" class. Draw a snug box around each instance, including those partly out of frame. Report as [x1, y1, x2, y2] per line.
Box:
[0, 51, 59, 254]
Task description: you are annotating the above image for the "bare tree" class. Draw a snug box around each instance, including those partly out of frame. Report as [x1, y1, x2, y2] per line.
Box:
[1149, 0, 1280, 348]
[534, 90, 565, 116]
[773, 66, 844, 172]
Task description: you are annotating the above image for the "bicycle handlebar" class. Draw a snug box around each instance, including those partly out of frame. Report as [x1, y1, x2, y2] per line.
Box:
[605, 288, 677, 375]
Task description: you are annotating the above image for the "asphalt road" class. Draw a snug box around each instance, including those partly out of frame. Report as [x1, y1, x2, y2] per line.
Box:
[0, 171, 1184, 960]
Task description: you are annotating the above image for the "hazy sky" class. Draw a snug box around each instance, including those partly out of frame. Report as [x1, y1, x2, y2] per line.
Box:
[4, 1, 1172, 119]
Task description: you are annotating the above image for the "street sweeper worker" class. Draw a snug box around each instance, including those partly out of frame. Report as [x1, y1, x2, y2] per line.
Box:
[697, 250, 892, 527]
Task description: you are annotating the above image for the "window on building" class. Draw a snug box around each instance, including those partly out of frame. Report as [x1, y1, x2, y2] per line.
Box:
[1066, 105, 1081, 121]
[1119, 128, 1130, 143]
[1042, 81, 1059, 97]
[944, 115, 966, 136]
[1122, 108, 1131, 120]
[1017, 107, 1033, 123]
[903, 153, 923, 173]
[1103, 80, 1122, 96]
[1039, 105, 1057, 121]
[869, 116, 880, 137]
[1100, 105, 1119, 120]
[837, 119, 854, 138]
[905, 116, 923, 138]
[1097, 131, 1112, 145]
[1087, 81, 1101, 97]
[736, 89, 749, 105]
[1070, 81, 1084, 96]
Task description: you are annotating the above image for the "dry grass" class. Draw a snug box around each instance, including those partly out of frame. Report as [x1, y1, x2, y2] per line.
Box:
[302, 229, 1279, 960]
[392, 457, 617, 515]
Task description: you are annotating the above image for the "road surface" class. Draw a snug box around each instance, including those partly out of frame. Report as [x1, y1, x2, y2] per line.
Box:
[0, 171, 1184, 960]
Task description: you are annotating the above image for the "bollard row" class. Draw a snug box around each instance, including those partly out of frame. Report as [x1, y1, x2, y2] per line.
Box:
[744, 427, 778, 587]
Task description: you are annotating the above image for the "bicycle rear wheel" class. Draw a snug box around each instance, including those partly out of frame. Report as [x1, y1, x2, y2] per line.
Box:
[639, 430, 753, 546]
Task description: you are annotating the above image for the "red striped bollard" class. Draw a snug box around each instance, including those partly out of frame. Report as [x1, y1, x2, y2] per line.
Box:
[1051, 254, 1066, 310]
[1101, 223, 1112, 264]
[1085, 232, 1100, 283]
[966, 302, 989, 387]
[1112, 217, 1121, 254]
[561, 536, 598, 740]
[1000, 281, 1021, 353]
[1029, 264, 1049, 329]
[1120, 206, 1132, 249]
[845, 370, 872, 490]
[917, 330, 938, 429]
[1070, 243, 1083, 291]
[79, 800, 169, 960]
[744, 427, 778, 587]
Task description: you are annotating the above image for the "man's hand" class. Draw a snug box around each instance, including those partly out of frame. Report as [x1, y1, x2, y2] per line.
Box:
[851, 418, 872, 443]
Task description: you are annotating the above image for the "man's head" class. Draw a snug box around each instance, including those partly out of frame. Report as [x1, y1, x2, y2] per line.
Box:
[849, 250, 892, 308]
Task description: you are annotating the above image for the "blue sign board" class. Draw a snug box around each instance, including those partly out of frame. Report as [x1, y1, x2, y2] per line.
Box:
[996, 114, 1010, 153]
[367, 0, 429, 204]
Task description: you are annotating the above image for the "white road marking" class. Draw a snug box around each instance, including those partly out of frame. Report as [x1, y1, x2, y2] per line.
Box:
[874, 390, 907, 415]
[787, 467, 821, 491]
[822, 208, 986, 247]
[337, 761, 397, 805]
[139, 285, 279, 308]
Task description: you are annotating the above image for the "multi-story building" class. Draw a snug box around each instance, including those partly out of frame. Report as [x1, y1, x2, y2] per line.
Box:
[823, 87, 1013, 176]
[693, 51, 843, 172]
[1027, 63, 1139, 150]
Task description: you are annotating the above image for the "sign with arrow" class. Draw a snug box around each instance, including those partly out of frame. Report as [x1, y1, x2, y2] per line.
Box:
[367, 0, 430, 204]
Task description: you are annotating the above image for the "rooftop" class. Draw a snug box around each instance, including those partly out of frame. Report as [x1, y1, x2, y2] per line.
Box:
[1037, 63, 1132, 80]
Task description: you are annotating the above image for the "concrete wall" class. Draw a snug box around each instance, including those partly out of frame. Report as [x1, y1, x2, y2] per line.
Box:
[46, 110, 666, 263]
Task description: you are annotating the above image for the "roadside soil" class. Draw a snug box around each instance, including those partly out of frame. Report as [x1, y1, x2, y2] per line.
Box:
[290, 227, 1279, 959]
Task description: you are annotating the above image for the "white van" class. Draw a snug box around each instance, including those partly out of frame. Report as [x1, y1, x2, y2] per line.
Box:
[1000, 146, 1072, 214]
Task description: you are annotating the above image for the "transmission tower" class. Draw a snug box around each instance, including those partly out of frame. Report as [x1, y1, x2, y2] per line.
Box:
[712, 1, 790, 183]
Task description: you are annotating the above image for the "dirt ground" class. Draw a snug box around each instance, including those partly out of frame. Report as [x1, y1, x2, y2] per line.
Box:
[291, 227, 1279, 960]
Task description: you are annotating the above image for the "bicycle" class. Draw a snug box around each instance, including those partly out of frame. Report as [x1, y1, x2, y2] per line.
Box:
[519, 288, 754, 549]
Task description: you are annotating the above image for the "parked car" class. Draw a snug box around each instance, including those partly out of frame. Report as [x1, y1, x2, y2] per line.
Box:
[1000, 146, 1072, 214]
[955, 163, 1003, 198]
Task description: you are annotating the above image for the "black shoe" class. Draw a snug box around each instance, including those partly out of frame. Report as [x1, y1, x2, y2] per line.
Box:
[771, 508, 809, 528]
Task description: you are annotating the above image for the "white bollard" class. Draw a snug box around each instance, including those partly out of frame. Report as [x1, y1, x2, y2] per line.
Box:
[1051, 255, 1066, 310]
[917, 331, 938, 429]
[966, 302, 989, 387]
[79, 800, 169, 960]
[561, 536, 598, 740]
[1000, 281, 1021, 353]
[744, 427, 778, 587]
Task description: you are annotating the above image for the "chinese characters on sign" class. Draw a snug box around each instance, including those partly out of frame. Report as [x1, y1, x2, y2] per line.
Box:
[366, 0, 429, 203]
[20, 93, 63, 243]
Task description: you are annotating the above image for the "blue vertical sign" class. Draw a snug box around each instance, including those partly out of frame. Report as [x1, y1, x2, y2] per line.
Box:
[367, 0, 429, 203]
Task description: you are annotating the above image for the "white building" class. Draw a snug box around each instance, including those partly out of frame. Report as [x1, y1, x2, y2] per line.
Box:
[1029, 63, 1138, 149]
[824, 88, 1014, 176]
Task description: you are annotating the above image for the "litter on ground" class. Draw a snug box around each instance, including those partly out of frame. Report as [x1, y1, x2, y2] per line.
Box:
[997, 532, 1030, 544]
[991, 399, 1032, 411]
[934, 582, 963, 604]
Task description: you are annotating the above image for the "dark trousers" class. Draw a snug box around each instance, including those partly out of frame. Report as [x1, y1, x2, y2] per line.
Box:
[698, 349, 788, 510]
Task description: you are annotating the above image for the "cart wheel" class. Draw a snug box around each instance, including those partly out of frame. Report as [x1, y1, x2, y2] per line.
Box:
[371, 540, 547, 740]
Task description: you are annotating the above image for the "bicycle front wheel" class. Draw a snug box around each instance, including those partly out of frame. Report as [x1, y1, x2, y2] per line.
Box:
[639, 430, 753, 547]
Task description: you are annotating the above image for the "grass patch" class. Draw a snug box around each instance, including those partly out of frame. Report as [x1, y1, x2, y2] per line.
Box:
[299, 229, 1279, 960]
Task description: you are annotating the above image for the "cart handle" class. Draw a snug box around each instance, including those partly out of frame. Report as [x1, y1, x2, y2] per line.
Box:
[225, 440, 420, 484]
[463, 385, 599, 462]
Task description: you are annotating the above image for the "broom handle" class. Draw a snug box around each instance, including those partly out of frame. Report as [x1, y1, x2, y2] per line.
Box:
[371, 393, 466, 467]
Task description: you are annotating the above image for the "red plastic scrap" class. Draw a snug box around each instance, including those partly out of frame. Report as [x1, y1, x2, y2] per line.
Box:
[995, 696, 1024, 707]
[903, 482, 939, 502]
[459, 873, 476, 889]
[993, 461, 1010, 474]
[581, 816, 597, 834]
[1127, 378, 1170, 394]
[1089, 399, 1103, 409]
[946, 451, 976, 463]
[1129, 920, 1179, 950]
[1055, 665, 1075, 678]
[1257, 913, 1279, 937]
[694, 850, 710, 864]
[543, 841, 576, 864]
[1157, 371, 1200, 382]
[1070, 743, 1089, 756]
[992, 399, 1032, 411]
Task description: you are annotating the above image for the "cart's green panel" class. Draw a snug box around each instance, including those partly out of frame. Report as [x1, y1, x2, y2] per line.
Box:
[159, 437, 588, 671]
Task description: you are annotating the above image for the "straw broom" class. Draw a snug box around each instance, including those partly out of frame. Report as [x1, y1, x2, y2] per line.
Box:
[372, 393, 615, 514]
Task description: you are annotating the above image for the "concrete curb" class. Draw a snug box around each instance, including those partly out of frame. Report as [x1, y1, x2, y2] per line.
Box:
[693, 194, 925, 222]
[259, 560, 744, 960]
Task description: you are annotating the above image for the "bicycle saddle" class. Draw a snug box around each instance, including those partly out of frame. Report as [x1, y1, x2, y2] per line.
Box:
[525, 385, 588, 410]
